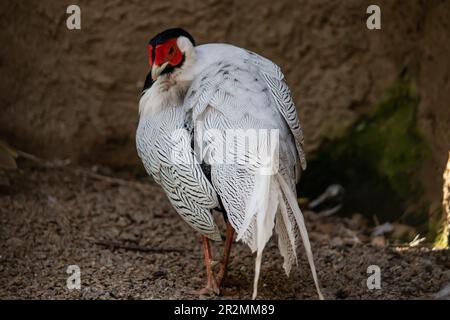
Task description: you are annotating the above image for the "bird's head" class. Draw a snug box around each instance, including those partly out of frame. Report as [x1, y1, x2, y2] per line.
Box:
[147, 28, 196, 81]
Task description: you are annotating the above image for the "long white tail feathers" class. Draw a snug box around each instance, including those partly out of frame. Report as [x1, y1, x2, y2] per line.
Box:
[237, 142, 323, 299]
[277, 174, 324, 300]
[248, 172, 324, 300]
[252, 249, 263, 300]
[248, 169, 279, 299]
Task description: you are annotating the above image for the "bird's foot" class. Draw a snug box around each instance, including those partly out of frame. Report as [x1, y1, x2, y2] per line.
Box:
[190, 275, 220, 296]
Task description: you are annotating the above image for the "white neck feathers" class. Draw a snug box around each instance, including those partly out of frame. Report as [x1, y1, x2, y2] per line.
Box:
[139, 37, 197, 118]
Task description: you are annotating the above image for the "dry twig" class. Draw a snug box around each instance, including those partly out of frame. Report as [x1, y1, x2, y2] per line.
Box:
[94, 239, 184, 253]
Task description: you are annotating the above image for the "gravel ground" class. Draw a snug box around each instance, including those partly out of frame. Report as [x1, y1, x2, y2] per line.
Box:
[1, 163, 449, 300]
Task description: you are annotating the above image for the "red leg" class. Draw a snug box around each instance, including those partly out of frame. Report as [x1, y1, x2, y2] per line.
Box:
[216, 221, 235, 285]
[195, 236, 220, 295]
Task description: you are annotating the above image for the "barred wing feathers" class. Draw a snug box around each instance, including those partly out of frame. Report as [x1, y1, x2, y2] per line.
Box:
[246, 50, 307, 171]
[136, 107, 221, 241]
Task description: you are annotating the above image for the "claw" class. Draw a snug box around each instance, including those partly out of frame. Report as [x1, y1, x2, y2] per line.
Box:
[195, 223, 235, 297]
[190, 275, 220, 296]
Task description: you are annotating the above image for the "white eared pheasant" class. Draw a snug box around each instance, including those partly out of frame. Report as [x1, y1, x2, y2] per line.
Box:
[136, 28, 323, 299]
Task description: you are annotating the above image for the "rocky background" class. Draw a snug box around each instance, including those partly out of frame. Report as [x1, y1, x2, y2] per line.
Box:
[1, 1, 449, 241]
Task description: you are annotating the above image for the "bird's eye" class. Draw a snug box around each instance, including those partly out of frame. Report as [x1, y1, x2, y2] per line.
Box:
[169, 47, 174, 55]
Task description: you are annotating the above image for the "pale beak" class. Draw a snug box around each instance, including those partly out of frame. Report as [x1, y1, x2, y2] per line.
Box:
[151, 62, 169, 80]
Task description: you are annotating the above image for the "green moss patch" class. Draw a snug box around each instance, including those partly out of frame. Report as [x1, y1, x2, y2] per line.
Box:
[302, 80, 429, 226]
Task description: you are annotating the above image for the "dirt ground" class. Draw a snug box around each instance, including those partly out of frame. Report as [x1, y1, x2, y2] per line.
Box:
[0, 162, 449, 300]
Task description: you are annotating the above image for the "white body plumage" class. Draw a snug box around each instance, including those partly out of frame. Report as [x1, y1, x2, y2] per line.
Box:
[137, 39, 323, 299]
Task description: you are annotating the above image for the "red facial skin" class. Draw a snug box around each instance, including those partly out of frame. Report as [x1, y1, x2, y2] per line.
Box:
[148, 38, 183, 67]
